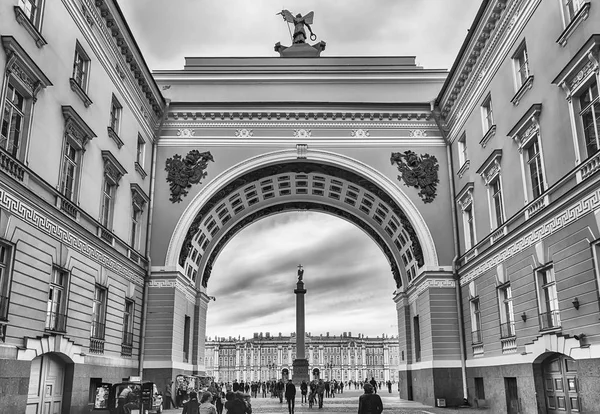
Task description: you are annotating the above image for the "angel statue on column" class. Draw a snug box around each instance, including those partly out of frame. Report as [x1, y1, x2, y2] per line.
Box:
[277, 10, 317, 44]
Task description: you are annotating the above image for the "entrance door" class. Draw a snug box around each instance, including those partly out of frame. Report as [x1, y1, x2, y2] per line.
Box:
[543, 355, 580, 413]
[26, 353, 65, 414]
[505, 377, 519, 414]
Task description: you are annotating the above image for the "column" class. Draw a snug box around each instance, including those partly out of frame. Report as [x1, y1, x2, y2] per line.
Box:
[293, 265, 309, 384]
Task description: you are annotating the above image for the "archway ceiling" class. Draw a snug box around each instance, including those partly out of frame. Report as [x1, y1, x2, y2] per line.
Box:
[179, 161, 424, 290]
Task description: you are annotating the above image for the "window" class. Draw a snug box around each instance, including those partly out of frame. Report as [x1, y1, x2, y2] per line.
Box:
[131, 206, 141, 250]
[45, 267, 68, 332]
[1, 84, 25, 158]
[90, 285, 107, 341]
[109, 96, 122, 134]
[471, 297, 482, 344]
[458, 183, 476, 251]
[413, 316, 421, 362]
[0, 242, 13, 324]
[526, 136, 546, 199]
[579, 81, 599, 158]
[564, 0, 587, 22]
[477, 150, 504, 230]
[536, 266, 561, 330]
[14, 0, 47, 47]
[513, 42, 531, 89]
[70, 42, 92, 107]
[60, 141, 79, 202]
[136, 135, 145, 166]
[491, 179, 505, 226]
[458, 133, 468, 166]
[122, 300, 134, 356]
[481, 95, 494, 132]
[498, 284, 515, 338]
[100, 179, 116, 229]
[1, 38, 51, 162]
[183, 315, 191, 363]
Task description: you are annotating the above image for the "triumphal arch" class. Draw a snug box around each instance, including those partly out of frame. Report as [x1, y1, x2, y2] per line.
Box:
[144, 34, 463, 404]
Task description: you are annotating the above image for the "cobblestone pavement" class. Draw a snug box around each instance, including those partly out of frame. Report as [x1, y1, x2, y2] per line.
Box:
[161, 390, 488, 414]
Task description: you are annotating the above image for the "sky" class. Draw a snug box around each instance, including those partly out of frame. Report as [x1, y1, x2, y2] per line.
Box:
[117, 1, 481, 339]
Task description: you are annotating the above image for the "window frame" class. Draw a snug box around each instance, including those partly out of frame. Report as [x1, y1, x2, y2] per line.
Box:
[470, 297, 483, 344]
[0, 240, 15, 332]
[90, 284, 107, 340]
[481, 94, 495, 133]
[477, 150, 505, 230]
[457, 133, 468, 167]
[1, 83, 26, 159]
[577, 80, 599, 158]
[512, 40, 531, 90]
[136, 134, 146, 166]
[534, 265, 561, 331]
[45, 266, 70, 333]
[183, 315, 191, 363]
[109, 95, 122, 135]
[72, 41, 90, 92]
[100, 178, 116, 229]
[497, 283, 515, 338]
[59, 140, 81, 202]
[457, 183, 476, 251]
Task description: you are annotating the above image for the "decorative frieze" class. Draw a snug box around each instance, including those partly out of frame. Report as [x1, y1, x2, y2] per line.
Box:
[408, 129, 427, 137]
[294, 129, 312, 138]
[235, 129, 253, 138]
[407, 278, 456, 304]
[177, 128, 195, 137]
[149, 279, 196, 303]
[461, 188, 600, 286]
[350, 129, 370, 138]
[0, 185, 144, 285]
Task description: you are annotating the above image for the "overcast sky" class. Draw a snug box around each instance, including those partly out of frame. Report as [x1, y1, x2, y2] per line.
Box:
[118, 1, 481, 340]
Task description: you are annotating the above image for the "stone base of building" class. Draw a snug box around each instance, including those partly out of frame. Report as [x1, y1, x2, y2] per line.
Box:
[292, 358, 310, 384]
[398, 366, 463, 408]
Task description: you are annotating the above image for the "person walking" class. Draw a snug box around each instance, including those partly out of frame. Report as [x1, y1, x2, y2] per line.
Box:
[164, 381, 176, 409]
[300, 380, 308, 404]
[316, 379, 325, 409]
[369, 377, 378, 394]
[358, 384, 383, 414]
[386, 380, 392, 393]
[285, 379, 296, 414]
[182, 391, 201, 414]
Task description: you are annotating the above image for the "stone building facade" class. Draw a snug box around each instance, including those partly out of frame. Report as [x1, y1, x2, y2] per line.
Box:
[1, 0, 600, 413]
[0, 0, 164, 413]
[204, 332, 401, 383]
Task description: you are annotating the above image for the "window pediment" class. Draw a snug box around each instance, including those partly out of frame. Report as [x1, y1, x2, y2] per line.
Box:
[507, 103, 542, 152]
[552, 34, 600, 99]
[1, 35, 52, 99]
[456, 182, 474, 211]
[62, 106, 96, 150]
[101, 150, 127, 185]
[130, 183, 149, 211]
[476, 149, 502, 186]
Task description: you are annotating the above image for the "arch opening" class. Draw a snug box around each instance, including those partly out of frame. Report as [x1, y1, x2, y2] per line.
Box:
[175, 160, 431, 290]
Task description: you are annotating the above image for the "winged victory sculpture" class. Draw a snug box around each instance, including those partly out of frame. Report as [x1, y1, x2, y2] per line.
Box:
[278, 10, 316, 44]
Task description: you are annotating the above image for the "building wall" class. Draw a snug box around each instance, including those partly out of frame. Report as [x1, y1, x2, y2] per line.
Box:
[204, 333, 400, 384]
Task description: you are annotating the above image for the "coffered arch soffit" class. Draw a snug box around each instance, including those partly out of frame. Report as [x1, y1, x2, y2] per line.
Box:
[165, 150, 439, 289]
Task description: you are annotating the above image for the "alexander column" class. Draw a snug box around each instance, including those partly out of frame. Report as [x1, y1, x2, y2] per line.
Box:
[293, 264, 309, 384]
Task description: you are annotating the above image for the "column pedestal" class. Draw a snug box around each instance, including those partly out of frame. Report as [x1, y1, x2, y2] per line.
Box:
[292, 359, 309, 385]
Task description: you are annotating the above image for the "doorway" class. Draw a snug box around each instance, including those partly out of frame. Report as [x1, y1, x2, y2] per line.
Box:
[26, 353, 66, 414]
[543, 354, 580, 413]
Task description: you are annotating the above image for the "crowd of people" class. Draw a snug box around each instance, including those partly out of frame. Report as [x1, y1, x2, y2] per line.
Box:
[164, 377, 389, 414]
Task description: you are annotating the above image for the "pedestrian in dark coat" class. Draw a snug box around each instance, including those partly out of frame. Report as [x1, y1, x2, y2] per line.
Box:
[182, 391, 200, 414]
[285, 379, 296, 414]
[358, 384, 383, 414]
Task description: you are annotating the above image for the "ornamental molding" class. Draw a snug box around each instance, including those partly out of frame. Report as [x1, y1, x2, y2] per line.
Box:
[556, 1, 591, 47]
[62, 106, 96, 150]
[408, 129, 427, 137]
[165, 150, 214, 203]
[350, 129, 370, 138]
[552, 35, 600, 100]
[510, 75, 534, 106]
[79, 0, 163, 118]
[390, 151, 439, 204]
[163, 121, 436, 130]
[476, 149, 502, 186]
[457, 160, 470, 179]
[168, 111, 433, 122]
[507, 103, 542, 153]
[176, 128, 195, 137]
[1, 36, 52, 98]
[130, 183, 149, 211]
[461, 187, 600, 286]
[408, 278, 456, 304]
[0, 185, 144, 285]
[149, 279, 196, 303]
[235, 129, 253, 138]
[294, 129, 312, 138]
[456, 182, 474, 211]
[101, 150, 127, 186]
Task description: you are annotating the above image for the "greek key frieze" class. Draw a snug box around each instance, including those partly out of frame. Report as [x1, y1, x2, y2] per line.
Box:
[0, 186, 144, 285]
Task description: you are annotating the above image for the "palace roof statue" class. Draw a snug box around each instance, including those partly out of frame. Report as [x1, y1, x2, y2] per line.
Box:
[275, 9, 326, 58]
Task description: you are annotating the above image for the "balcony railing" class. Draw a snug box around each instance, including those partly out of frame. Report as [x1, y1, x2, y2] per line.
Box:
[90, 320, 105, 340]
[121, 331, 133, 357]
[0, 147, 25, 182]
[0, 294, 9, 321]
[500, 321, 516, 339]
[90, 338, 105, 354]
[539, 310, 561, 330]
[472, 329, 483, 344]
[45, 310, 67, 333]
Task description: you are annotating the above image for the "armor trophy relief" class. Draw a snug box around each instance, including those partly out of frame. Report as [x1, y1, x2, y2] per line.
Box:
[275, 10, 326, 57]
